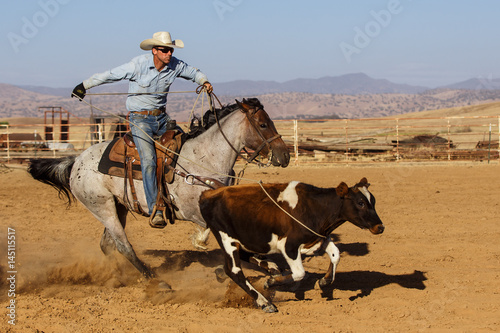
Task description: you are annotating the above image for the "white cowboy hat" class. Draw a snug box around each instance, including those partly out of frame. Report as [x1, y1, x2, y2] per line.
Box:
[140, 31, 184, 50]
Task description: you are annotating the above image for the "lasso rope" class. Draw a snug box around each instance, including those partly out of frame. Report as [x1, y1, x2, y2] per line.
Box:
[72, 88, 258, 184]
[73, 89, 320, 237]
[86, 90, 196, 96]
[258, 181, 327, 239]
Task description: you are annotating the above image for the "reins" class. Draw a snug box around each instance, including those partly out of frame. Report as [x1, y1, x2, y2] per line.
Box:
[207, 92, 281, 168]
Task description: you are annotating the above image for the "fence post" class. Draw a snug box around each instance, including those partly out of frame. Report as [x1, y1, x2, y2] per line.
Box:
[447, 118, 451, 161]
[344, 119, 349, 163]
[396, 118, 399, 162]
[293, 119, 299, 166]
[98, 123, 104, 143]
[488, 123, 492, 164]
[6, 125, 10, 162]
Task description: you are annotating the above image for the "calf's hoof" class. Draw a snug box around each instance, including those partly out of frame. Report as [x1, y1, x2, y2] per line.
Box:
[268, 267, 281, 276]
[317, 277, 333, 289]
[215, 266, 228, 283]
[263, 277, 275, 290]
[261, 303, 278, 313]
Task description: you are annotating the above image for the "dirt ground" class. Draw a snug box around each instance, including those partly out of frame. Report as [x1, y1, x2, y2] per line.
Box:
[1, 161, 499, 332]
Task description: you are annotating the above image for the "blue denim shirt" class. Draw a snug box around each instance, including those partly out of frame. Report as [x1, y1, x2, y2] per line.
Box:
[83, 54, 208, 112]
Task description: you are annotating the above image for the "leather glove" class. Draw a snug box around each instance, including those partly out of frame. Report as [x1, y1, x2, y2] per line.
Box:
[203, 81, 213, 94]
[72, 82, 86, 100]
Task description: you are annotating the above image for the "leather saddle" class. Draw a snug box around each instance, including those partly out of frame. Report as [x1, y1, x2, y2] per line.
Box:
[98, 130, 184, 225]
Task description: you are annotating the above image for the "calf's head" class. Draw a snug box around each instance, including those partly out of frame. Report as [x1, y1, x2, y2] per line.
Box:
[336, 177, 385, 234]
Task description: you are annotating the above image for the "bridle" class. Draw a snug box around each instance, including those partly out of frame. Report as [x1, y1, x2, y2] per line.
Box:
[169, 89, 283, 190]
[208, 92, 282, 167]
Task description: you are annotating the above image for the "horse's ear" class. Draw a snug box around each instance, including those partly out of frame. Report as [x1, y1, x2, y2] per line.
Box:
[336, 182, 349, 197]
[235, 99, 251, 113]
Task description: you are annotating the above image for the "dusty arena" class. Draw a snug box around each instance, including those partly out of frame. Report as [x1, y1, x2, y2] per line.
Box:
[1, 162, 499, 332]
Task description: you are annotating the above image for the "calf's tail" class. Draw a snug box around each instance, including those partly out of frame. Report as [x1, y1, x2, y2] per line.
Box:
[27, 156, 76, 204]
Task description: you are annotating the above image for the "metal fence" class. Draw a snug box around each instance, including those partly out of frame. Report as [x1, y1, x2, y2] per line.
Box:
[1, 115, 499, 165]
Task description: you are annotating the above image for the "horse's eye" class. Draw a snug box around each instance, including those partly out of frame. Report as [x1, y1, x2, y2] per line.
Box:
[358, 200, 365, 208]
[260, 123, 267, 129]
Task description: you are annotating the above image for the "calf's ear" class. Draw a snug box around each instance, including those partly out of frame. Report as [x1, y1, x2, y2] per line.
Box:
[357, 177, 370, 188]
[336, 182, 349, 197]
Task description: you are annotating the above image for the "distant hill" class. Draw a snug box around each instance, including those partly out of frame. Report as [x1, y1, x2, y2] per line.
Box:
[2, 72, 500, 121]
[15, 73, 500, 98]
[18, 73, 428, 96]
[442, 77, 500, 90]
[280, 73, 428, 94]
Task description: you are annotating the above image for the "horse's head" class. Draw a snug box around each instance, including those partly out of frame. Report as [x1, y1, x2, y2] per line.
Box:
[236, 98, 290, 167]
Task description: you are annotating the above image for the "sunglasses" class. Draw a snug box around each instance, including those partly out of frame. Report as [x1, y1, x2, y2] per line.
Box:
[155, 47, 174, 53]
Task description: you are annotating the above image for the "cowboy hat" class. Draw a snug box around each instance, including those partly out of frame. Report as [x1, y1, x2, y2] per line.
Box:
[140, 31, 184, 50]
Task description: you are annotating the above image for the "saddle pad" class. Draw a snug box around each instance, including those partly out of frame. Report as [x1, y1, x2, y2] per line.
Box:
[98, 137, 144, 180]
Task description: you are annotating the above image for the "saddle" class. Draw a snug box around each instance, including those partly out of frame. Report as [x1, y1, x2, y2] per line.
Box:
[98, 130, 184, 226]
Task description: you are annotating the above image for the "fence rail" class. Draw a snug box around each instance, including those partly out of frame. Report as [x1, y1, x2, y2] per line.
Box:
[1, 115, 499, 165]
[276, 115, 500, 165]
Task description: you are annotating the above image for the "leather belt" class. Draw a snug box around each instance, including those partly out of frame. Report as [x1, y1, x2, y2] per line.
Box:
[133, 106, 165, 116]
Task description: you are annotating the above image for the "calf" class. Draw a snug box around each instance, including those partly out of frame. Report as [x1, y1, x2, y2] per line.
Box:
[199, 177, 384, 312]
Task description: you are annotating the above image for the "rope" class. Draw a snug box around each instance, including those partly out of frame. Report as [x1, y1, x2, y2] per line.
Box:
[188, 88, 204, 124]
[85, 90, 197, 96]
[74, 89, 319, 238]
[71, 89, 258, 184]
[258, 181, 327, 239]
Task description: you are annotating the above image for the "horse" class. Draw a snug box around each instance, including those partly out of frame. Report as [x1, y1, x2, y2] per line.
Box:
[28, 98, 290, 280]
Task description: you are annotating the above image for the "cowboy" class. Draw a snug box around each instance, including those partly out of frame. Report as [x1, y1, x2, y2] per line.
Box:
[72, 31, 213, 228]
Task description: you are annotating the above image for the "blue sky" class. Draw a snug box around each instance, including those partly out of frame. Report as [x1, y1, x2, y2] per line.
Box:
[1, 0, 499, 88]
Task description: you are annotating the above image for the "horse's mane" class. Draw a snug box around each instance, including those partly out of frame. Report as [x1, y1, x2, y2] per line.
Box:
[186, 98, 263, 139]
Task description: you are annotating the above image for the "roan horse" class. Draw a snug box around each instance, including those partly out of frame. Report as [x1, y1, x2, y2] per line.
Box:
[28, 98, 290, 279]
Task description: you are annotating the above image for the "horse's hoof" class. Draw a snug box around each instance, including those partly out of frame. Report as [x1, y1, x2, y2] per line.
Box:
[262, 303, 278, 313]
[158, 281, 172, 291]
[215, 266, 228, 283]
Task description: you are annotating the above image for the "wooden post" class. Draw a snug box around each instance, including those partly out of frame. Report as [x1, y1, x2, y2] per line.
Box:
[487, 123, 491, 164]
[98, 123, 104, 143]
[447, 118, 451, 161]
[6, 125, 10, 162]
[293, 120, 299, 166]
[396, 118, 399, 162]
[345, 119, 349, 163]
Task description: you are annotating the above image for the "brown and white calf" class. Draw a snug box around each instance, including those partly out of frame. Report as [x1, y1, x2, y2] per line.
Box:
[199, 177, 384, 312]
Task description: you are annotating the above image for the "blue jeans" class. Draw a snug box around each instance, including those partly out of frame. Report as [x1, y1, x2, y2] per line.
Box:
[129, 112, 168, 215]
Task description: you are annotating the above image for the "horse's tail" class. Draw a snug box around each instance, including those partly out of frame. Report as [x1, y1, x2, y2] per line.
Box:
[27, 156, 76, 205]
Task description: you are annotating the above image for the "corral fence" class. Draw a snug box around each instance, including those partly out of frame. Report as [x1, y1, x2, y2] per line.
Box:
[275, 115, 500, 165]
[1, 115, 499, 165]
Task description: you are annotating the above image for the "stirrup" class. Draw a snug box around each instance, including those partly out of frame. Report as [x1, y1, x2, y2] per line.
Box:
[149, 207, 167, 229]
